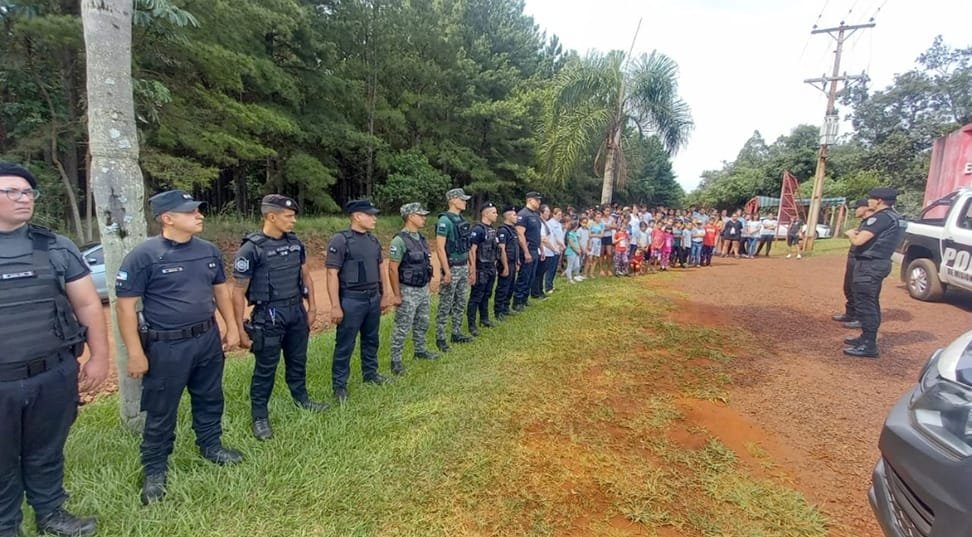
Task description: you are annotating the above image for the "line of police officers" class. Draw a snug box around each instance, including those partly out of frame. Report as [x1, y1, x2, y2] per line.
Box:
[2, 157, 914, 536]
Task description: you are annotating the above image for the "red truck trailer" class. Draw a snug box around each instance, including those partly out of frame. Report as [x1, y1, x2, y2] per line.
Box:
[924, 123, 972, 206]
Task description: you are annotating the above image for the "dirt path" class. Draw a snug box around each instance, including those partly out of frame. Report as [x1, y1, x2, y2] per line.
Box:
[667, 252, 972, 536]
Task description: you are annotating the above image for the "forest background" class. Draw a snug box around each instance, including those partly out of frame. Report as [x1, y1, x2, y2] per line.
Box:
[1, 0, 969, 242]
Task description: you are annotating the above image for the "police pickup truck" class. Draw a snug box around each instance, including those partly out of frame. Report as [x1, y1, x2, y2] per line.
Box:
[894, 187, 972, 301]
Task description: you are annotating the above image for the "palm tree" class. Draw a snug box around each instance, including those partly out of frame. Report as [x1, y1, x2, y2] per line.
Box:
[539, 50, 693, 204]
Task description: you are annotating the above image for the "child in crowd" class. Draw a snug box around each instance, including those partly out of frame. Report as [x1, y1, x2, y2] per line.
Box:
[630, 247, 644, 275]
[586, 217, 604, 278]
[679, 222, 692, 268]
[669, 222, 682, 268]
[690, 221, 704, 266]
[650, 222, 665, 268]
[563, 219, 583, 283]
[660, 226, 674, 271]
[613, 224, 630, 276]
[701, 220, 717, 266]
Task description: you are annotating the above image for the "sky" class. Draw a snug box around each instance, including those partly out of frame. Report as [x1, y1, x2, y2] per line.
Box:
[523, 0, 972, 193]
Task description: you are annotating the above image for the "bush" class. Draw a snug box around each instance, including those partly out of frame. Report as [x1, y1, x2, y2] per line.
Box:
[374, 150, 451, 212]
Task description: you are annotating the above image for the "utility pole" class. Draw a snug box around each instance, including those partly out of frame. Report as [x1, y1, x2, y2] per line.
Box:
[803, 21, 873, 252]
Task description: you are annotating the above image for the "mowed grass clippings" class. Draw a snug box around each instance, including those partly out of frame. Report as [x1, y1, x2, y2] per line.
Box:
[58, 276, 826, 536]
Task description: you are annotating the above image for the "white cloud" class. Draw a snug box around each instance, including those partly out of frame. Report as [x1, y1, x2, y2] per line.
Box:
[524, 0, 972, 193]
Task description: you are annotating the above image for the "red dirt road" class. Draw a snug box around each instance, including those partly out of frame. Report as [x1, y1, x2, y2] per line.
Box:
[671, 251, 972, 536]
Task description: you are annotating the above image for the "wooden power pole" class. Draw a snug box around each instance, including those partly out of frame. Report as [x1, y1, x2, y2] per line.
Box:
[803, 21, 873, 252]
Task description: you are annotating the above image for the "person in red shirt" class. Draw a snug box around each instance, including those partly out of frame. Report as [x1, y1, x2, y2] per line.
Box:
[701, 222, 718, 266]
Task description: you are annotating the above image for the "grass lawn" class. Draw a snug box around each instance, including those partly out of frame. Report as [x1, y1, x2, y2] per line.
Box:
[53, 275, 827, 536]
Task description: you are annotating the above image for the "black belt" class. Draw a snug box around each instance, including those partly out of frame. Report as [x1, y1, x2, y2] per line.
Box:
[256, 296, 302, 306]
[448, 259, 468, 267]
[147, 318, 216, 341]
[0, 352, 68, 382]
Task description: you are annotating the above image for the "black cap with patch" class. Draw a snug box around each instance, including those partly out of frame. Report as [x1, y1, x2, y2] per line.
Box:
[0, 162, 38, 189]
[502, 205, 517, 214]
[480, 201, 496, 213]
[262, 194, 299, 214]
[149, 190, 205, 218]
[525, 191, 543, 200]
[854, 199, 869, 208]
[867, 187, 897, 202]
[344, 199, 380, 215]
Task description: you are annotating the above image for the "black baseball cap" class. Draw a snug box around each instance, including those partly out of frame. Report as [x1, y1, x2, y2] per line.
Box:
[262, 194, 300, 213]
[0, 162, 38, 189]
[525, 191, 543, 200]
[868, 187, 898, 202]
[149, 190, 205, 218]
[344, 199, 380, 215]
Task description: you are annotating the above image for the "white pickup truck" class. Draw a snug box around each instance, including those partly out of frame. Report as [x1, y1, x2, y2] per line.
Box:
[893, 187, 972, 300]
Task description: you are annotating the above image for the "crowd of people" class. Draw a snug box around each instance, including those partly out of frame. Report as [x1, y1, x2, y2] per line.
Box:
[520, 204, 810, 288]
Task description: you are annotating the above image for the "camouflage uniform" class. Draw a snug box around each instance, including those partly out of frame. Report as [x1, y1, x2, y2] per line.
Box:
[436, 265, 469, 340]
[435, 188, 473, 343]
[388, 219, 433, 365]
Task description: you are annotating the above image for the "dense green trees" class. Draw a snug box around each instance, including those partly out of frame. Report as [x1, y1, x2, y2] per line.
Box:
[689, 37, 970, 215]
[1, 0, 692, 234]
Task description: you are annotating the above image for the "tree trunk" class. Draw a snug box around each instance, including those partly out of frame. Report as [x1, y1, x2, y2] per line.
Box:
[82, 0, 147, 432]
[600, 126, 622, 205]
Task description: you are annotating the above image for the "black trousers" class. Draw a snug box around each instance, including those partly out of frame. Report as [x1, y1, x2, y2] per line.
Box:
[332, 291, 381, 391]
[513, 256, 538, 306]
[0, 354, 78, 533]
[493, 265, 515, 316]
[468, 269, 496, 326]
[756, 236, 774, 256]
[140, 326, 225, 475]
[851, 259, 893, 344]
[249, 302, 310, 420]
[842, 256, 856, 318]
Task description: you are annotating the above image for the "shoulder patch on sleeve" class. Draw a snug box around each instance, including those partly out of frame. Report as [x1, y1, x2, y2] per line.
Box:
[234, 257, 250, 272]
[116, 270, 128, 281]
[866, 217, 877, 225]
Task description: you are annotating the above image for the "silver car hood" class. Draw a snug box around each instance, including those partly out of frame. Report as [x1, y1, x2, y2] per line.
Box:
[937, 330, 972, 387]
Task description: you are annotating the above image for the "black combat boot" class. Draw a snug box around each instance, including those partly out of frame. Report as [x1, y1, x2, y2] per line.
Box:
[296, 398, 330, 413]
[140, 473, 167, 505]
[201, 445, 244, 465]
[252, 418, 273, 441]
[391, 361, 406, 376]
[36, 508, 96, 536]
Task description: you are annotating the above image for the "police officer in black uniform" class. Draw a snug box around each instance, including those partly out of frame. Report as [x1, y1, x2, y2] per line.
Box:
[232, 195, 328, 442]
[325, 200, 396, 403]
[116, 190, 243, 505]
[513, 192, 543, 311]
[843, 187, 907, 358]
[467, 202, 499, 335]
[831, 199, 872, 327]
[493, 205, 520, 320]
[0, 163, 108, 537]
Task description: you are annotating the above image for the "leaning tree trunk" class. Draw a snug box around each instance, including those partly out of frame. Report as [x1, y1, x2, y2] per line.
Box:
[600, 126, 622, 205]
[82, 0, 146, 432]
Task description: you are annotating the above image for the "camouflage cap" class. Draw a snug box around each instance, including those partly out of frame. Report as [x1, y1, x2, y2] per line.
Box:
[400, 202, 431, 219]
[446, 188, 472, 201]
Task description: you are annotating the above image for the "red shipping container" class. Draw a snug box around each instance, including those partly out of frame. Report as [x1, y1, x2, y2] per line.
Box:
[924, 123, 972, 206]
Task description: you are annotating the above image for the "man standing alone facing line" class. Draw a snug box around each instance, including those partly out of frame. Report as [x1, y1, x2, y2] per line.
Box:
[434, 188, 475, 352]
[832, 199, 872, 328]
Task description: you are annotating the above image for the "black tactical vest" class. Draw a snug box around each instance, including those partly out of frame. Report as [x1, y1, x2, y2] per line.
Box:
[500, 223, 520, 262]
[0, 226, 86, 364]
[473, 223, 498, 268]
[397, 231, 433, 287]
[442, 212, 471, 254]
[339, 230, 382, 290]
[242, 232, 303, 304]
[858, 209, 907, 260]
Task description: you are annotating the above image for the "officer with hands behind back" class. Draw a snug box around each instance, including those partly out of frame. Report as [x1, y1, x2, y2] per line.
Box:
[387, 203, 439, 376]
[493, 205, 520, 320]
[232, 195, 328, 442]
[0, 162, 109, 537]
[467, 202, 499, 335]
[115, 190, 242, 506]
[842, 187, 907, 359]
[325, 200, 397, 403]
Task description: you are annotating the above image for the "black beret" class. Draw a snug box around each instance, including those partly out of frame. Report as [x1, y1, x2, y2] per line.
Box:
[854, 199, 869, 208]
[262, 194, 299, 214]
[344, 199, 380, 215]
[502, 205, 517, 213]
[0, 162, 38, 189]
[480, 201, 496, 212]
[867, 187, 897, 201]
